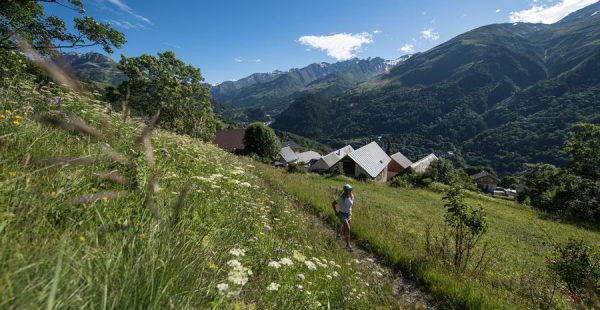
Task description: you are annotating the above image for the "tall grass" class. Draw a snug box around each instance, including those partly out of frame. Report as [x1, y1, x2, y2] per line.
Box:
[257, 168, 600, 309]
[0, 76, 409, 308]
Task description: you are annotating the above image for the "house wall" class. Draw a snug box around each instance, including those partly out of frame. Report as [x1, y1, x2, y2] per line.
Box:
[387, 161, 406, 181]
[474, 176, 498, 192]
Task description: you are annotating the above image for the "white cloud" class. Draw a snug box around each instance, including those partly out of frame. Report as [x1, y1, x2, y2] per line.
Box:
[298, 32, 374, 61]
[106, 19, 140, 30]
[106, 0, 152, 24]
[399, 44, 414, 53]
[420, 28, 440, 41]
[373, 29, 382, 34]
[234, 57, 242, 63]
[255, 59, 262, 63]
[496, 9, 501, 13]
[509, 0, 598, 24]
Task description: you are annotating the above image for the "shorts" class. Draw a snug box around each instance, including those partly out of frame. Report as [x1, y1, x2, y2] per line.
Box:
[337, 211, 351, 222]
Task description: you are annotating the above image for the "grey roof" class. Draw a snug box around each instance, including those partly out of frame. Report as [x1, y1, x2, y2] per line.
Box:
[470, 171, 500, 182]
[279, 146, 298, 163]
[281, 140, 300, 149]
[348, 142, 392, 178]
[296, 151, 321, 164]
[390, 152, 413, 169]
[311, 145, 354, 170]
[410, 153, 438, 173]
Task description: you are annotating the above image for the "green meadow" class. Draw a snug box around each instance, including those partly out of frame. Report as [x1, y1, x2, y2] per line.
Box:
[257, 168, 600, 309]
[0, 79, 410, 309]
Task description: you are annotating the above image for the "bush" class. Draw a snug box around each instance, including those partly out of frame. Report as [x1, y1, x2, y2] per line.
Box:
[422, 159, 457, 185]
[389, 174, 413, 188]
[287, 164, 307, 174]
[548, 239, 600, 307]
[243, 123, 281, 159]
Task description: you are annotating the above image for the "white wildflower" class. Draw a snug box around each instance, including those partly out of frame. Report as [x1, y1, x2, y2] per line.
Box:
[268, 261, 281, 269]
[240, 182, 251, 187]
[373, 271, 383, 277]
[226, 259, 241, 268]
[267, 282, 280, 291]
[332, 271, 339, 277]
[326, 275, 332, 280]
[229, 248, 245, 257]
[293, 250, 306, 262]
[217, 283, 229, 295]
[304, 261, 317, 270]
[279, 257, 293, 266]
[298, 273, 305, 281]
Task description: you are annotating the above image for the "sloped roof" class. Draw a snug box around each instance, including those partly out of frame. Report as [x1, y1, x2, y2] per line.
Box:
[314, 145, 354, 169]
[390, 152, 413, 169]
[410, 153, 438, 173]
[296, 151, 321, 164]
[348, 142, 392, 178]
[279, 146, 299, 163]
[470, 171, 500, 182]
[282, 140, 300, 150]
[214, 129, 245, 151]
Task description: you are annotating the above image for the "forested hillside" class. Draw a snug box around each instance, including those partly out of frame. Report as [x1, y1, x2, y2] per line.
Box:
[271, 2, 600, 175]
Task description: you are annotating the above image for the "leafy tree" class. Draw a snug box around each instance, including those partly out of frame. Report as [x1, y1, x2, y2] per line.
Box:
[0, 0, 125, 54]
[117, 52, 216, 141]
[518, 164, 564, 210]
[423, 159, 457, 185]
[564, 123, 600, 180]
[243, 123, 280, 158]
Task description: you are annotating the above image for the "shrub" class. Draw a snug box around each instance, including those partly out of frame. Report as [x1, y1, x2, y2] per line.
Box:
[548, 239, 600, 308]
[287, 164, 307, 174]
[243, 123, 281, 159]
[426, 186, 492, 275]
[422, 158, 457, 185]
[389, 174, 413, 188]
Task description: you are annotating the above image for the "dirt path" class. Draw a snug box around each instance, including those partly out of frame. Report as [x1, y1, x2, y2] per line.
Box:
[280, 191, 437, 309]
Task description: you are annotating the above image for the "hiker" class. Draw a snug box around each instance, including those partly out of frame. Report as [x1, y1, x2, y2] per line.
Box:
[332, 184, 354, 251]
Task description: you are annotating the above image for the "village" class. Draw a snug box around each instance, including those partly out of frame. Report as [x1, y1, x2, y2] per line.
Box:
[214, 129, 516, 198]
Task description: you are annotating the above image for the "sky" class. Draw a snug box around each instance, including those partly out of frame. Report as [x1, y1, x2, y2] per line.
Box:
[45, 0, 599, 84]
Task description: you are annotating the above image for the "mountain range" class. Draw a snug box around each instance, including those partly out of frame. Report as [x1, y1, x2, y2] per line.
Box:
[54, 52, 125, 87]
[269, 1, 600, 175]
[211, 57, 407, 122]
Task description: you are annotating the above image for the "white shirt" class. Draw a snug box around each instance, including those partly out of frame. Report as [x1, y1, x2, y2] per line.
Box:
[336, 195, 353, 213]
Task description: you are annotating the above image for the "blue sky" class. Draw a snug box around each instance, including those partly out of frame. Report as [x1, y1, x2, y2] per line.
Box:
[46, 0, 598, 84]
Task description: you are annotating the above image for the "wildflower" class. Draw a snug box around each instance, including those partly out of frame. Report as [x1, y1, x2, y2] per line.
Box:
[366, 258, 374, 263]
[317, 261, 328, 268]
[326, 275, 332, 280]
[50, 191, 57, 198]
[79, 236, 86, 242]
[266, 282, 280, 291]
[373, 271, 383, 277]
[227, 259, 241, 268]
[332, 271, 339, 277]
[263, 224, 272, 231]
[14, 115, 21, 120]
[229, 248, 245, 257]
[217, 283, 229, 295]
[8, 171, 16, 177]
[102, 196, 109, 204]
[279, 257, 293, 266]
[240, 182, 251, 187]
[268, 261, 281, 269]
[12, 120, 20, 126]
[304, 261, 317, 270]
[5, 109, 11, 115]
[293, 250, 306, 262]
[228, 265, 251, 286]
[298, 274, 305, 281]
[297, 284, 304, 291]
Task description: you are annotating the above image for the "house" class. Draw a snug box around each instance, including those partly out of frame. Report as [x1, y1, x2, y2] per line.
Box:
[214, 129, 245, 152]
[342, 142, 392, 183]
[409, 153, 439, 174]
[296, 151, 321, 165]
[310, 145, 354, 173]
[387, 151, 413, 180]
[470, 171, 500, 193]
[278, 146, 299, 165]
[281, 140, 301, 152]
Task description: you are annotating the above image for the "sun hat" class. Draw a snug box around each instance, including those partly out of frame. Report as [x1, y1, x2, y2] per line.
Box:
[343, 184, 352, 192]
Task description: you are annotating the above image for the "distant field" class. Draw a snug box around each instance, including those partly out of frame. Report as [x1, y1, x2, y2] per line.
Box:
[258, 168, 600, 309]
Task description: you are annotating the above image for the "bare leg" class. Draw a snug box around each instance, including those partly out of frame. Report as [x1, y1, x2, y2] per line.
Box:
[343, 220, 351, 247]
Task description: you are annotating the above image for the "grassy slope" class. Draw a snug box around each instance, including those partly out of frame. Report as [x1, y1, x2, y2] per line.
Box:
[0, 79, 405, 308]
[257, 168, 600, 309]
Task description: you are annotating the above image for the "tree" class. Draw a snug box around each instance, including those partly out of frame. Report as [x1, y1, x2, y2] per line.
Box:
[243, 123, 280, 158]
[423, 158, 457, 185]
[0, 1, 125, 54]
[117, 51, 216, 141]
[564, 123, 600, 180]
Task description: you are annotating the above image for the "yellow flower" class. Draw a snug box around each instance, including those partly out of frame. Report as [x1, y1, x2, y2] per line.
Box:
[79, 236, 86, 242]
[4, 109, 11, 115]
[0, 114, 5, 120]
[12, 120, 20, 126]
[8, 171, 16, 177]
[91, 187, 97, 193]
[102, 196, 109, 204]
[50, 191, 57, 198]
[14, 115, 22, 120]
